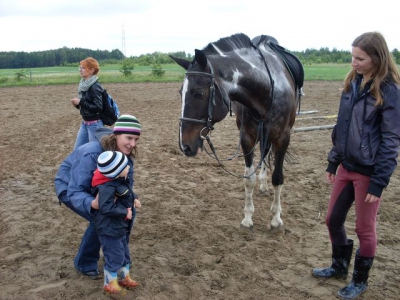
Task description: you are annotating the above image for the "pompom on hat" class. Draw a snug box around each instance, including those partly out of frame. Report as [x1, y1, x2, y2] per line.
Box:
[113, 115, 141, 136]
[97, 151, 129, 178]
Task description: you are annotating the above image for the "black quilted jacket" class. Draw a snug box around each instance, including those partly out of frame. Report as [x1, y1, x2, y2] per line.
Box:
[77, 81, 104, 121]
[327, 75, 400, 197]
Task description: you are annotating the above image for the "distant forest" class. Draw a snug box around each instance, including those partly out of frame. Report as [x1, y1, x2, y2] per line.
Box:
[1, 46, 400, 69]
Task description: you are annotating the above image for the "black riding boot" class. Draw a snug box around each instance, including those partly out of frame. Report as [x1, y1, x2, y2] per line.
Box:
[337, 249, 374, 299]
[312, 239, 353, 279]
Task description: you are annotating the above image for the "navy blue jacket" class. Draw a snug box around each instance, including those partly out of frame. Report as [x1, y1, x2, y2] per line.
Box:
[327, 75, 400, 197]
[54, 128, 137, 221]
[92, 171, 134, 237]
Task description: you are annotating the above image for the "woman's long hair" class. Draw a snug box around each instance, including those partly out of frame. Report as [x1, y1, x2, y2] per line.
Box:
[344, 32, 400, 106]
[100, 134, 137, 160]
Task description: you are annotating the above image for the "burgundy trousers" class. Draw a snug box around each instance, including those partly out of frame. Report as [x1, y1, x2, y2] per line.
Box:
[325, 165, 380, 257]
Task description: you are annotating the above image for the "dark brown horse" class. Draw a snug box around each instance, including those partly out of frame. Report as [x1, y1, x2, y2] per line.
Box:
[170, 33, 303, 228]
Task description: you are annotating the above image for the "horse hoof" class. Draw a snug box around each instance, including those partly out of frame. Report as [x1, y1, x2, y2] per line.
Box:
[240, 223, 253, 230]
[270, 224, 284, 234]
[259, 188, 270, 195]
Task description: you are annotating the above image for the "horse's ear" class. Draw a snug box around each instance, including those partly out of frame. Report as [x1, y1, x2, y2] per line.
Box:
[194, 49, 208, 70]
[169, 55, 191, 70]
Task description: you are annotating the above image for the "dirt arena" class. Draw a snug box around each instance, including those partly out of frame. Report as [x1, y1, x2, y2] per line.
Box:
[1, 81, 399, 300]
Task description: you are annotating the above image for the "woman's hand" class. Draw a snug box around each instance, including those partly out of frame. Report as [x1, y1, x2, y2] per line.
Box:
[326, 172, 336, 184]
[91, 194, 99, 209]
[70, 97, 80, 106]
[365, 193, 380, 203]
[134, 198, 141, 209]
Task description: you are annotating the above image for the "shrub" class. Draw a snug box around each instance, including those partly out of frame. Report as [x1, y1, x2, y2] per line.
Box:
[151, 64, 165, 78]
[120, 59, 135, 77]
[14, 70, 28, 81]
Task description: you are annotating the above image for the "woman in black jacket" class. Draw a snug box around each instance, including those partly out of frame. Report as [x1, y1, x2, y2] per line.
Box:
[70, 57, 104, 149]
[312, 32, 400, 299]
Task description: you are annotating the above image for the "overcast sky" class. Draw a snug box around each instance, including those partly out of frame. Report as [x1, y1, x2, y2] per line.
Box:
[1, 0, 399, 57]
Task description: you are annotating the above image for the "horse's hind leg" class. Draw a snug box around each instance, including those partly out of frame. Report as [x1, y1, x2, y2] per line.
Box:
[241, 161, 256, 229]
[258, 159, 269, 194]
[271, 184, 283, 228]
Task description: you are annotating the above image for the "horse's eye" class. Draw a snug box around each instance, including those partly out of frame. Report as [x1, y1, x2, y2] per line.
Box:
[193, 91, 204, 99]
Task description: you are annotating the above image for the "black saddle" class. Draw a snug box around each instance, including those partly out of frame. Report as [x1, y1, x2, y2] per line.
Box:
[252, 35, 304, 90]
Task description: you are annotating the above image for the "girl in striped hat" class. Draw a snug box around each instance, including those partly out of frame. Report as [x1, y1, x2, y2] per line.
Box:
[92, 150, 141, 296]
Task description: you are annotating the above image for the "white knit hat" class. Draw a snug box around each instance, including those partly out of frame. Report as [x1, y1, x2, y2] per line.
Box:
[97, 151, 128, 178]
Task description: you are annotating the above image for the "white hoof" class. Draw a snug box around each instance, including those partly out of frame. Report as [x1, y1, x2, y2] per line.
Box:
[241, 219, 253, 229]
[271, 217, 283, 228]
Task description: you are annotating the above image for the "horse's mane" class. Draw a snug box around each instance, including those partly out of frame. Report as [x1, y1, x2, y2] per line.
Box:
[202, 33, 253, 55]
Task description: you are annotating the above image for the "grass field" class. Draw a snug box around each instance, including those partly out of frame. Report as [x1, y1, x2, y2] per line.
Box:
[0, 63, 353, 87]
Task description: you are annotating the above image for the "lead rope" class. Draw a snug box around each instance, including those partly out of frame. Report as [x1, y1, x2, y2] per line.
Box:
[203, 121, 267, 179]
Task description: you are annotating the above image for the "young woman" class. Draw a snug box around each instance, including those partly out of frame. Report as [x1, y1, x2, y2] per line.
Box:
[312, 32, 400, 299]
[54, 115, 142, 280]
[71, 57, 104, 149]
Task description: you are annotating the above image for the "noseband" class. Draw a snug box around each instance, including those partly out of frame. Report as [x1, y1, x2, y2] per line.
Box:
[180, 63, 216, 139]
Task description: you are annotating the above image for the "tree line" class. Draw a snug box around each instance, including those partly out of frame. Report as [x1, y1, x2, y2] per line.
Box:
[1, 47, 399, 69]
[0, 47, 125, 69]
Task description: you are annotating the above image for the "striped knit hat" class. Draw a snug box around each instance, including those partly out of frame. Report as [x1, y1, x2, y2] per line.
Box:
[113, 115, 141, 135]
[97, 151, 129, 178]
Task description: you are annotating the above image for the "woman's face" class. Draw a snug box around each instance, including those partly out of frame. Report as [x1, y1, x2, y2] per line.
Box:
[351, 46, 375, 82]
[115, 134, 140, 155]
[79, 65, 94, 79]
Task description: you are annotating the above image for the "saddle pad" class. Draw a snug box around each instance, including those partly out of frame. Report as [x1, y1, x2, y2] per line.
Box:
[252, 35, 304, 90]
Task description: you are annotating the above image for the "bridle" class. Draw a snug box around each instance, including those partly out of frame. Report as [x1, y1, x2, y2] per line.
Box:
[180, 63, 218, 140]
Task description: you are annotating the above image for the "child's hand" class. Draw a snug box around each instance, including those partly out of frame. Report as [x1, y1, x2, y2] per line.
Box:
[134, 198, 141, 209]
[126, 208, 132, 220]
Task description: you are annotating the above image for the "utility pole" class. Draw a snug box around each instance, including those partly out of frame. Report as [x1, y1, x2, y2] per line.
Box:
[122, 24, 126, 57]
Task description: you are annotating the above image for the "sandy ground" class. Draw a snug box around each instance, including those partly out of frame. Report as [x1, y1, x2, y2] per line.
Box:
[0, 81, 399, 300]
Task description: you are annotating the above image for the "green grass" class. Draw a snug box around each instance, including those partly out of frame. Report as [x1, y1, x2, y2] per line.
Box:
[303, 64, 351, 80]
[0, 64, 186, 87]
[0, 63, 357, 87]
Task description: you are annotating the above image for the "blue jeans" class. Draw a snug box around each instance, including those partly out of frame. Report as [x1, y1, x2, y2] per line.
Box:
[74, 120, 103, 150]
[58, 192, 101, 272]
[99, 234, 130, 273]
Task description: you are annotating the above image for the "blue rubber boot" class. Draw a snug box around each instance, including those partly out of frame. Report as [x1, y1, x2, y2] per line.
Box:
[312, 239, 353, 279]
[337, 249, 374, 299]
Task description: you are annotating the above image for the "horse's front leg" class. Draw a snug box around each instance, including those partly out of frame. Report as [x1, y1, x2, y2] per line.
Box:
[241, 163, 256, 228]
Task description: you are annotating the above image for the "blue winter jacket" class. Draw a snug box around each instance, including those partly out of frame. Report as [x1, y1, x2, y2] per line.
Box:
[92, 174, 135, 237]
[327, 75, 400, 197]
[54, 128, 136, 221]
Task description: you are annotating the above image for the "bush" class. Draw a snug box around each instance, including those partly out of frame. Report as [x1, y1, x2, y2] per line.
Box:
[151, 64, 165, 78]
[0, 77, 9, 84]
[120, 59, 135, 77]
[14, 70, 28, 81]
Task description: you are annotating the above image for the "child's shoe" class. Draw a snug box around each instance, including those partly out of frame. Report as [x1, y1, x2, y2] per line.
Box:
[104, 279, 127, 296]
[118, 274, 139, 289]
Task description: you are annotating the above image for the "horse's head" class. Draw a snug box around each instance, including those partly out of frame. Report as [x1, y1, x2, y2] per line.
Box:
[170, 50, 229, 157]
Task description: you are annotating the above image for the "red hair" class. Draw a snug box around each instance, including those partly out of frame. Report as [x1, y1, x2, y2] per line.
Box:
[80, 57, 100, 75]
